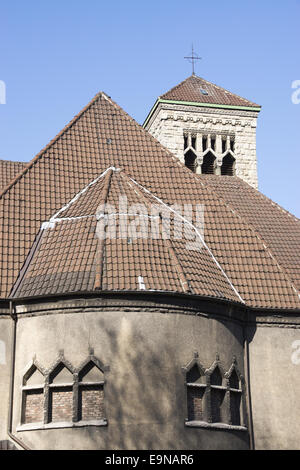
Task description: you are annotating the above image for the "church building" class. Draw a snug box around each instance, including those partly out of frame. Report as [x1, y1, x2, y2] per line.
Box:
[0, 74, 299, 450]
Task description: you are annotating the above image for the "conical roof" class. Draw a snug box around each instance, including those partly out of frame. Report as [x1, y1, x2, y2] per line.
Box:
[12, 168, 242, 303]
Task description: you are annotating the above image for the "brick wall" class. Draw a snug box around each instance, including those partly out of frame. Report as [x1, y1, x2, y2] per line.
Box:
[23, 389, 44, 423]
[79, 385, 104, 421]
[187, 387, 204, 421]
[50, 386, 73, 422]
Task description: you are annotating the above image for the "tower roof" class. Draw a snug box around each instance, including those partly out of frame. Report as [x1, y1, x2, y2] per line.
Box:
[160, 74, 261, 109]
[0, 91, 299, 309]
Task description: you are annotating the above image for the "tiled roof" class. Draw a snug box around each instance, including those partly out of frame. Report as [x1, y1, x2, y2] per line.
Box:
[160, 75, 261, 108]
[0, 159, 26, 192]
[12, 168, 242, 303]
[1, 91, 299, 309]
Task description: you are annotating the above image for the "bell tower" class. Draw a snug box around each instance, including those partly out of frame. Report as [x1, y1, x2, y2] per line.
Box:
[143, 74, 261, 188]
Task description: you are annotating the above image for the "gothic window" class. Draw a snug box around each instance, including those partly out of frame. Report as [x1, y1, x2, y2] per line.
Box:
[20, 353, 108, 430]
[49, 362, 74, 423]
[184, 134, 188, 150]
[221, 153, 235, 176]
[184, 149, 197, 173]
[228, 369, 242, 425]
[186, 363, 206, 422]
[78, 360, 105, 422]
[184, 355, 246, 430]
[201, 152, 215, 174]
[202, 135, 207, 151]
[209, 365, 226, 423]
[21, 363, 45, 425]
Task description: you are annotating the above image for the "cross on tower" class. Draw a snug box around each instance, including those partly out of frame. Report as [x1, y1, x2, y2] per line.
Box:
[184, 45, 202, 75]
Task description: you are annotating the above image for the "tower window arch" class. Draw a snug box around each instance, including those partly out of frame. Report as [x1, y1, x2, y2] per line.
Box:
[221, 153, 235, 176]
[202, 152, 215, 174]
[184, 149, 197, 173]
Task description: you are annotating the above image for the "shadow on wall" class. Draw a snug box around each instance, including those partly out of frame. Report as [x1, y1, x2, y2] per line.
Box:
[83, 314, 249, 450]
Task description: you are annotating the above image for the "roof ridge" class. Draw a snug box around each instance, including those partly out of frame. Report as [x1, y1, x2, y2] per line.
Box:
[0, 92, 103, 201]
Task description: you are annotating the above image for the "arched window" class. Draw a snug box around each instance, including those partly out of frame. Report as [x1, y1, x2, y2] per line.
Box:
[221, 153, 235, 176]
[78, 360, 105, 422]
[209, 365, 226, 423]
[228, 368, 242, 425]
[21, 363, 45, 425]
[49, 362, 74, 423]
[186, 363, 206, 422]
[184, 149, 197, 173]
[201, 152, 215, 174]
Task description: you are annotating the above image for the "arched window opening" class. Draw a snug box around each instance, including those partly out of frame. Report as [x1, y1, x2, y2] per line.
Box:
[184, 150, 197, 173]
[229, 369, 242, 426]
[78, 361, 105, 422]
[210, 366, 226, 423]
[202, 152, 215, 174]
[22, 365, 45, 425]
[184, 134, 188, 150]
[221, 153, 235, 176]
[49, 363, 73, 423]
[186, 364, 206, 422]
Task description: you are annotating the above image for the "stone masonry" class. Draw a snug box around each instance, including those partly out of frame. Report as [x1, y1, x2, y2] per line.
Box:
[145, 102, 260, 188]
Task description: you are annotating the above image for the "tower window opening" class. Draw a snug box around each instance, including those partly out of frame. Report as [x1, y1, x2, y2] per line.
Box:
[230, 138, 235, 152]
[185, 150, 197, 173]
[201, 152, 215, 174]
[211, 136, 216, 151]
[202, 136, 207, 151]
[191, 135, 196, 150]
[221, 154, 235, 176]
[184, 134, 188, 150]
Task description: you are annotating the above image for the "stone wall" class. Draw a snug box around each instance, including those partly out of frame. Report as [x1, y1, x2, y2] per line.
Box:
[145, 103, 260, 188]
[10, 295, 249, 450]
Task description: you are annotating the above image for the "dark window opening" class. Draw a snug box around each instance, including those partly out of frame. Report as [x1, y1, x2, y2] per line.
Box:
[185, 150, 197, 173]
[230, 138, 235, 152]
[191, 135, 196, 150]
[230, 392, 241, 425]
[211, 388, 225, 423]
[221, 154, 235, 176]
[184, 135, 188, 150]
[202, 136, 207, 151]
[201, 152, 215, 174]
[211, 136, 216, 151]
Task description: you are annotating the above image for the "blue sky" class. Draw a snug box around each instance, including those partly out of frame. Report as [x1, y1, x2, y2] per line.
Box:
[0, 0, 299, 216]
